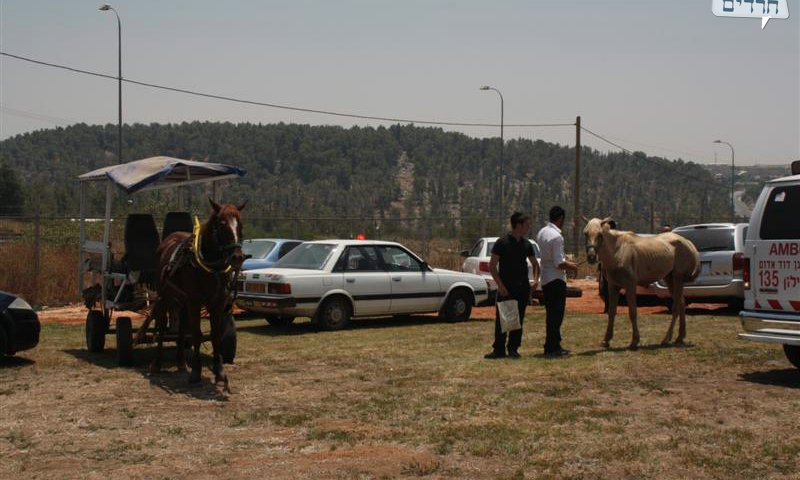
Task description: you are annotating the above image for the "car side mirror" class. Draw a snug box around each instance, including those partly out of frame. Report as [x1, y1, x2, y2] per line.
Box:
[459, 250, 469, 257]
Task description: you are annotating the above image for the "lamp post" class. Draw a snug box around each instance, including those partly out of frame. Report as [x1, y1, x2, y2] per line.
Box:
[99, 4, 122, 164]
[713, 140, 735, 222]
[480, 85, 504, 224]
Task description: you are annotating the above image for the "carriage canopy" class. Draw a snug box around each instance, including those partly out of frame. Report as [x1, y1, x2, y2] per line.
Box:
[78, 156, 246, 194]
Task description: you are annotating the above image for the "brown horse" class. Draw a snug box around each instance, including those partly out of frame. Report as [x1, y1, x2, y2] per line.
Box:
[583, 217, 699, 350]
[151, 198, 246, 391]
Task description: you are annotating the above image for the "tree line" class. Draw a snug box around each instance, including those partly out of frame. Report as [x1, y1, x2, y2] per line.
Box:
[0, 122, 731, 244]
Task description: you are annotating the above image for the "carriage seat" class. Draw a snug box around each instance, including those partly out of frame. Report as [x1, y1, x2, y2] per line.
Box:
[124, 213, 160, 286]
[162, 211, 193, 239]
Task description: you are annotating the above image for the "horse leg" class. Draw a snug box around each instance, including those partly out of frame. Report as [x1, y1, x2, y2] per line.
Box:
[626, 287, 640, 350]
[675, 283, 687, 346]
[188, 306, 203, 384]
[175, 305, 187, 373]
[149, 300, 165, 374]
[209, 308, 230, 393]
[662, 280, 679, 345]
[602, 284, 620, 348]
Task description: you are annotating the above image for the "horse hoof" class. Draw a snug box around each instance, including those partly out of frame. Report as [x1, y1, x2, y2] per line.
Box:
[660, 339, 671, 346]
[601, 341, 610, 350]
[674, 340, 686, 347]
[628, 343, 639, 351]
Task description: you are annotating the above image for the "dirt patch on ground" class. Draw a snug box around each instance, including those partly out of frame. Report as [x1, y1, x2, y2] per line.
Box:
[39, 278, 730, 325]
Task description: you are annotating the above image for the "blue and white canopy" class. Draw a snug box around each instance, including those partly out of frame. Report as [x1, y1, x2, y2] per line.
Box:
[78, 156, 246, 194]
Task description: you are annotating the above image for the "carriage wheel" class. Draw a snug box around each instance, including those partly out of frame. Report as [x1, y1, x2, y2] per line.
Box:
[316, 297, 351, 330]
[85, 310, 107, 352]
[221, 314, 237, 364]
[116, 316, 134, 366]
[265, 316, 295, 328]
[442, 289, 473, 323]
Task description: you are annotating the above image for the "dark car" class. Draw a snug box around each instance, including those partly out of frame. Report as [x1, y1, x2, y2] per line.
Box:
[0, 291, 40, 356]
[241, 239, 303, 271]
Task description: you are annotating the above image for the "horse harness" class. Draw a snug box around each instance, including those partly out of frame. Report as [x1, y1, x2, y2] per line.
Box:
[159, 216, 242, 307]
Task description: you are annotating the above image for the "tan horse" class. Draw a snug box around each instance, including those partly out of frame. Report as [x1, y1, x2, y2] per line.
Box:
[583, 218, 699, 350]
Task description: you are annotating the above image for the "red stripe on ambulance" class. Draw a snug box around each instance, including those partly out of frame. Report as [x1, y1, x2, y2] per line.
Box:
[768, 299, 783, 310]
[791, 301, 800, 312]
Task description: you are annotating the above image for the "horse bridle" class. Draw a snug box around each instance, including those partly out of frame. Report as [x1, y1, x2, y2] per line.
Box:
[193, 216, 243, 274]
[585, 233, 603, 259]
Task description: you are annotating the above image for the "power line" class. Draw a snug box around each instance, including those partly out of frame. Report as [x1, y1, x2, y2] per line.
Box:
[1, 51, 573, 129]
[0, 104, 89, 126]
[580, 125, 728, 191]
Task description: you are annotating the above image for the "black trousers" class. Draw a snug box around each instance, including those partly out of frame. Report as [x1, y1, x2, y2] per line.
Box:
[492, 285, 530, 354]
[542, 279, 567, 353]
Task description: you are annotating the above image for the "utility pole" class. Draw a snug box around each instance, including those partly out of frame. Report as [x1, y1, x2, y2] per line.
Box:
[573, 115, 581, 256]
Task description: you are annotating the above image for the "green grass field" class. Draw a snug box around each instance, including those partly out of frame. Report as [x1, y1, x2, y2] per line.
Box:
[2, 310, 799, 479]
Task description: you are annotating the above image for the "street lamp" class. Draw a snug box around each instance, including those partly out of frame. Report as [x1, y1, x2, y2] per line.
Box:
[713, 140, 735, 222]
[99, 4, 122, 164]
[480, 85, 504, 224]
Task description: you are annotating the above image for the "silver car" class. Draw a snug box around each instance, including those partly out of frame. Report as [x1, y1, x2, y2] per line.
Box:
[654, 223, 748, 308]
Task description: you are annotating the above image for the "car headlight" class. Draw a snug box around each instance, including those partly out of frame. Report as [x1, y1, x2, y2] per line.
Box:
[9, 296, 33, 311]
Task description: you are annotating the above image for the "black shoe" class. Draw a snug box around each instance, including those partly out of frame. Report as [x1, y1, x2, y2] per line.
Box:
[508, 351, 521, 359]
[544, 348, 570, 358]
[484, 351, 506, 359]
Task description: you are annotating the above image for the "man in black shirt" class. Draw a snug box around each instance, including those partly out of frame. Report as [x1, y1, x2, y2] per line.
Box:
[484, 212, 540, 359]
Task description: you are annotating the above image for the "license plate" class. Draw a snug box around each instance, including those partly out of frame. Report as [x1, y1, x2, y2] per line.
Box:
[700, 262, 711, 275]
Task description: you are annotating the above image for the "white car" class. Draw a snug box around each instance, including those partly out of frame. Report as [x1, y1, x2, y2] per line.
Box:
[236, 240, 490, 329]
[460, 237, 541, 303]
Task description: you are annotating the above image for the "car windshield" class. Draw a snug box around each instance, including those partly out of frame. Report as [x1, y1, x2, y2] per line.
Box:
[273, 243, 336, 270]
[676, 228, 735, 252]
[242, 240, 276, 259]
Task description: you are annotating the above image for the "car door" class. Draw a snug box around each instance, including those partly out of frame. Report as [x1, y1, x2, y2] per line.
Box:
[377, 245, 442, 313]
[337, 245, 392, 316]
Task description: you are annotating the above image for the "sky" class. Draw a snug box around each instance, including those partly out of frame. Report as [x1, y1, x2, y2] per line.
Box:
[1, 0, 798, 166]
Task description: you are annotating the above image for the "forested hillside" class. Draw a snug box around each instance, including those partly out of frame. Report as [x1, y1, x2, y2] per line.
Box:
[0, 122, 730, 244]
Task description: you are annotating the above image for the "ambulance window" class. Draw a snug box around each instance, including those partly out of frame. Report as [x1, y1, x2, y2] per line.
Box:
[760, 186, 800, 239]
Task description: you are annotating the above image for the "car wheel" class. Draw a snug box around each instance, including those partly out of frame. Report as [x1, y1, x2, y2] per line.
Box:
[442, 289, 473, 322]
[86, 310, 107, 352]
[783, 345, 800, 370]
[0, 324, 8, 355]
[316, 297, 351, 330]
[116, 316, 134, 366]
[265, 316, 295, 328]
[727, 298, 744, 311]
[220, 314, 237, 364]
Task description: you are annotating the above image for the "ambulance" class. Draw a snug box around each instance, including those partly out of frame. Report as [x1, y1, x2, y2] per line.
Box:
[739, 160, 800, 370]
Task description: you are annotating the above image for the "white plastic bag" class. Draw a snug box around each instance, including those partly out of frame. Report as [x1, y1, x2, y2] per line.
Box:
[497, 299, 521, 333]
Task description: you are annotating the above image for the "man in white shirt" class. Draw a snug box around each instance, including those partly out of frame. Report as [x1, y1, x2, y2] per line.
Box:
[536, 206, 578, 356]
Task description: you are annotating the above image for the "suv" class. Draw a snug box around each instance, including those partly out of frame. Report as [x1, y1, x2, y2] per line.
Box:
[738, 161, 800, 370]
[654, 223, 748, 309]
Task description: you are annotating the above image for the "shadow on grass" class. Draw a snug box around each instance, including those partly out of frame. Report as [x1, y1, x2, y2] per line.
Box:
[63, 346, 227, 400]
[739, 369, 800, 389]
[577, 342, 694, 357]
[236, 314, 457, 337]
[0, 355, 35, 368]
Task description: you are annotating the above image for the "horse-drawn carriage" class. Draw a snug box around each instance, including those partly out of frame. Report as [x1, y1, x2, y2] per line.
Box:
[78, 156, 246, 368]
